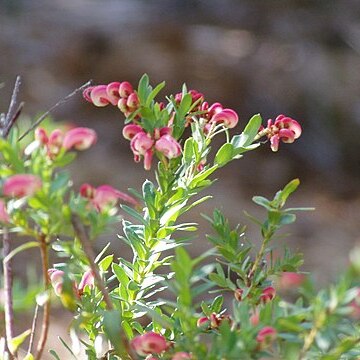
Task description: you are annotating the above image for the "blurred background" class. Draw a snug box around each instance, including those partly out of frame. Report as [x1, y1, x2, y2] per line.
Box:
[1, 0, 360, 357]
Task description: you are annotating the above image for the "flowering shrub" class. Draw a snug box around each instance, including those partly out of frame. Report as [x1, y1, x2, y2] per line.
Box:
[0, 75, 359, 359]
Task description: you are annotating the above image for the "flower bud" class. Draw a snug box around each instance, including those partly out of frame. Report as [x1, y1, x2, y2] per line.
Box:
[119, 81, 134, 98]
[197, 316, 209, 328]
[90, 85, 111, 107]
[77, 269, 95, 296]
[117, 97, 129, 113]
[48, 269, 65, 296]
[260, 286, 276, 303]
[80, 183, 96, 199]
[35, 127, 49, 144]
[122, 124, 143, 140]
[106, 82, 121, 105]
[131, 332, 168, 357]
[256, 326, 277, 344]
[3, 174, 42, 198]
[63, 127, 97, 151]
[127, 92, 140, 110]
[83, 86, 95, 103]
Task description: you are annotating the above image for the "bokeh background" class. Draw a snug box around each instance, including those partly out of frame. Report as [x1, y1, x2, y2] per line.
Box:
[1, 0, 360, 358]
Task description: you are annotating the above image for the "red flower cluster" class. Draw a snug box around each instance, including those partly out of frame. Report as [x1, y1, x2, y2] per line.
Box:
[259, 114, 302, 151]
[123, 124, 181, 170]
[83, 81, 139, 118]
[35, 127, 97, 158]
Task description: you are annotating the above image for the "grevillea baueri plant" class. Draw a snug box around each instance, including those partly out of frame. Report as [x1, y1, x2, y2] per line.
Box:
[0, 75, 359, 360]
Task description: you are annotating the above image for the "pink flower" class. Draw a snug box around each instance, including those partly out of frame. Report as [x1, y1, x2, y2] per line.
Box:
[48, 269, 65, 296]
[144, 149, 154, 171]
[106, 82, 121, 106]
[278, 272, 306, 289]
[260, 286, 276, 303]
[131, 132, 154, 156]
[155, 134, 182, 159]
[122, 124, 143, 140]
[119, 82, 134, 99]
[47, 129, 65, 156]
[35, 127, 49, 144]
[131, 332, 168, 357]
[172, 352, 192, 360]
[210, 108, 239, 128]
[256, 326, 277, 344]
[89, 85, 111, 107]
[263, 115, 302, 152]
[77, 269, 95, 296]
[0, 200, 10, 223]
[63, 127, 97, 151]
[197, 316, 210, 328]
[80, 183, 138, 211]
[83, 86, 95, 103]
[126, 92, 140, 111]
[3, 174, 42, 198]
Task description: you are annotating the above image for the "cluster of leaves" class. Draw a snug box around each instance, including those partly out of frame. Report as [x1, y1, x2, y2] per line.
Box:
[0, 76, 359, 360]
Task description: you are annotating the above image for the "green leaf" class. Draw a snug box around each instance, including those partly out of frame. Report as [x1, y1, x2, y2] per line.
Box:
[121, 204, 148, 226]
[138, 74, 150, 103]
[214, 143, 234, 167]
[252, 196, 271, 209]
[183, 138, 195, 164]
[274, 178, 300, 207]
[112, 263, 130, 287]
[99, 254, 114, 272]
[237, 113, 262, 147]
[145, 81, 165, 106]
[49, 350, 61, 360]
[50, 172, 70, 193]
[279, 213, 296, 225]
[8, 329, 31, 354]
[58, 336, 77, 359]
[103, 310, 125, 356]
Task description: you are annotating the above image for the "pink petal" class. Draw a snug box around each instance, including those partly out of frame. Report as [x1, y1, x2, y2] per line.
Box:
[90, 85, 111, 107]
[77, 269, 95, 295]
[63, 127, 97, 151]
[106, 82, 121, 106]
[278, 128, 295, 143]
[155, 134, 182, 159]
[119, 82, 134, 99]
[122, 124, 143, 140]
[35, 128, 49, 144]
[130, 132, 154, 156]
[3, 174, 42, 198]
[144, 149, 153, 171]
[270, 134, 280, 152]
[82, 86, 95, 103]
[131, 332, 167, 356]
[211, 108, 239, 128]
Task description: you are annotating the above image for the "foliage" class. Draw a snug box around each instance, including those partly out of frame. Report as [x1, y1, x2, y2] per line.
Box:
[0, 75, 359, 360]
